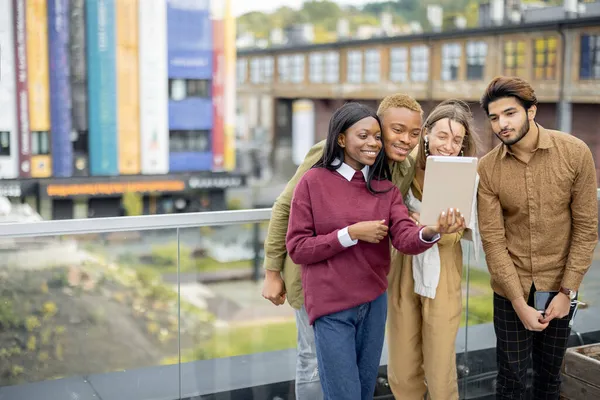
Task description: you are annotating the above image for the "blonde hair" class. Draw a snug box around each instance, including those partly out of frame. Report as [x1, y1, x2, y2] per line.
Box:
[415, 99, 479, 170]
[377, 93, 423, 118]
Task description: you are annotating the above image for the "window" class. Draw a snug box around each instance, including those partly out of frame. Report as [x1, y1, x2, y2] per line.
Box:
[347, 50, 362, 84]
[250, 57, 273, 84]
[0, 132, 10, 157]
[390, 47, 408, 83]
[441, 43, 461, 81]
[533, 37, 557, 80]
[410, 45, 429, 82]
[310, 52, 339, 83]
[291, 54, 305, 84]
[237, 59, 247, 84]
[325, 52, 339, 83]
[31, 131, 50, 155]
[71, 130, 88, 153]
[310, 53, 324, 83]
[169, 79, 210, 100]
[169, 130, 211, 153]
[278, 55, 291, 83]
[466, 41, 487, 80]
[364, 49, 380, 83]
[504, 40, 526, 77]
[580, 34, 600, 80]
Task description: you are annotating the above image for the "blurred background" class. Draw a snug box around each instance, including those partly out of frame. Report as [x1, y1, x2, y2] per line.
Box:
[0, 0, 599, 399]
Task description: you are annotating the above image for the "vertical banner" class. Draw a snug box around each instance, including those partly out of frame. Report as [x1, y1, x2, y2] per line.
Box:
[13, 0, 31, 178]
[49, 0, 73, 178]
[86, 0, 118, 176]
[167, 0, 213, 172]
[27, 0, 52, 178]
[116, 0, 140, 175]
[211, 19, 225, 170]
[139, 0, 168, 175]
[0, 0, 19, 179]
[223, 0, 236, 171]
[70, 0, 88, 176]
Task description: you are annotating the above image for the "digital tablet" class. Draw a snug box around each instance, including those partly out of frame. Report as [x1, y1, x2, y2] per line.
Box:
[419, 156, 478, 227]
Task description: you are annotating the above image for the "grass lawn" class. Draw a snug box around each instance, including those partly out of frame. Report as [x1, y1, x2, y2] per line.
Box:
[175, 319, 298, 364]
[461, 266, 495, 326]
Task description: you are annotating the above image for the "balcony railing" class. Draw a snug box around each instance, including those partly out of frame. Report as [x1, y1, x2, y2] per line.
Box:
[0, 200, 598, 400]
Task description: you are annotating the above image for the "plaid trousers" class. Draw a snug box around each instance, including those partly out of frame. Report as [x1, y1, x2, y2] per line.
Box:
[493, 287, 575, 400]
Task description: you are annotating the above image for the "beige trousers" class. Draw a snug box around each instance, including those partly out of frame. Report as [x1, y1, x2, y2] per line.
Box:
[386, 250, 463, 400]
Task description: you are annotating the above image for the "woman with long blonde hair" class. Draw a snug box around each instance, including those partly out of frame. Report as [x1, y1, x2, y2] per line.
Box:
[386, 99, 480, 399]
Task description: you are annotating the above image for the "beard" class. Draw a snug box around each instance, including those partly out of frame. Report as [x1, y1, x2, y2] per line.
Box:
[496, 119, 530, 146]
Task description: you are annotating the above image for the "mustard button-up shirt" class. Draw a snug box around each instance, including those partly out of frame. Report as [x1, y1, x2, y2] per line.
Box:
[477, 125, 598, 301]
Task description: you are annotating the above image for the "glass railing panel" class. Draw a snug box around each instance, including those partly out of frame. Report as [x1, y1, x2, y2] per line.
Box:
[462, 197, 600, 399]
[0, 229, 180, 400]
[176, 222, 297, 398]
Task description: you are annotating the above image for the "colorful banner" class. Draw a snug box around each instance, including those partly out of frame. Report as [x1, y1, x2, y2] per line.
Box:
[70, 0, 87, 134]
[48, 0, 74, 178]
[139, 0, 169, 175]
[27, 0, 52, 178]
[211, 19, 225, 171]
[167, 0, 212, 172]
[223, 0, 236, 171]
[0, 0, 19, 179]
[70, 0, 88, 177]
[166, 0, 212, 79]
[116, 0, 140, 175]
[86, 0, 118, 176]
[13, 0, 31, 178]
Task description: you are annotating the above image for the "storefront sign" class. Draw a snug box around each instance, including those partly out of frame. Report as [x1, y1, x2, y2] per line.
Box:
[46, 180, 185, 197]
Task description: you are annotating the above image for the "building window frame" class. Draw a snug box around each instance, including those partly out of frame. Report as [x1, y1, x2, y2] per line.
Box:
[533, 36, 558, 80]
[390, 47, 408, 83]
[325, 51, 339, 83]
[364, 49, 380, 83]
[291, 54, 305, 84]
[309, 52, 324, 83]
[0, 131, 11, 157]
[580, 34, 600, 80]
[169, 79, 211, 100]
[169, 130, 211, 153]
[31, 131, 50, 155]
[504, 39, 526, 77]
[410, 45, 429, 82]
[466, 41, 487, 81]
[441, 43, 461, 81]
[347, 50, 363, 84]
[236, 59, 247, 84]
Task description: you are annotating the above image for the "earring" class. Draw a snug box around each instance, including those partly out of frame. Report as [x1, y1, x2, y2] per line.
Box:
[459, 147, 464, 157]
[424, 136, 430, 157]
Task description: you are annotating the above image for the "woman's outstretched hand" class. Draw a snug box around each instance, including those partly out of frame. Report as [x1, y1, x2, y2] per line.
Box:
[421, 208, 465, 240]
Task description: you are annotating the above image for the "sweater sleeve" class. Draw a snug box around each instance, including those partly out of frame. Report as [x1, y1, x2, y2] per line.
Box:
[286, 175, 347, 265]
[388, 187, 437, 255]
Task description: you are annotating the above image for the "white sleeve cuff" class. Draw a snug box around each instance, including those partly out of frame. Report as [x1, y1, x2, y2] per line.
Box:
[419, 229, 440, 243]
[338, 227, 358, 247]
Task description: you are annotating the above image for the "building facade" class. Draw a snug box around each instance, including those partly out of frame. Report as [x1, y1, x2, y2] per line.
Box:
[0, 0, 241, 220]
[237, 16, 600, 183]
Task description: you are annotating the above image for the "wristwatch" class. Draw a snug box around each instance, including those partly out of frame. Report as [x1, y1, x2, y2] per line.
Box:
[560, 287, 577, 301]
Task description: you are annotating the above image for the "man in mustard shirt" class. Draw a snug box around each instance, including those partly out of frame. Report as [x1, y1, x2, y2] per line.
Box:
[261, 94, 423, 399]
[478, 76, 598, 399]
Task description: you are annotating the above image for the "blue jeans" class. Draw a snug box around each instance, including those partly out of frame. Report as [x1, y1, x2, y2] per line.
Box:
[313, 292, 387, 400]
[295, 305, 324, 400]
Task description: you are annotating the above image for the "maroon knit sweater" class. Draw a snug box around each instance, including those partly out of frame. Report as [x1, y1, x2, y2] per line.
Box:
[286, 167, 436, 324]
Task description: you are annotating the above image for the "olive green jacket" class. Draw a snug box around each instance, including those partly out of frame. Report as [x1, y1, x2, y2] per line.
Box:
[263, 139, 417, 309]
